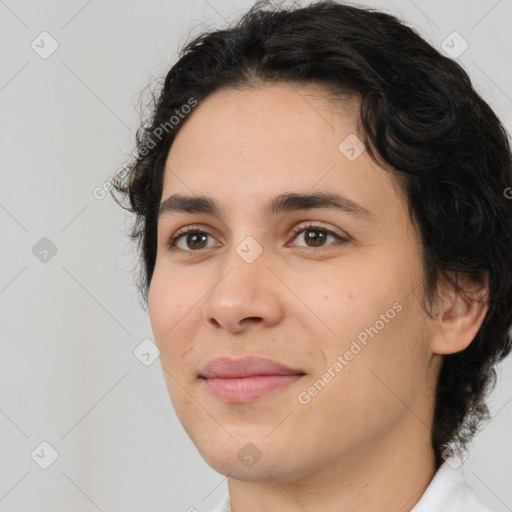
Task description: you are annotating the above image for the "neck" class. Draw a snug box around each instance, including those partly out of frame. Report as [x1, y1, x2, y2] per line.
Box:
[227, 418, 436, 512]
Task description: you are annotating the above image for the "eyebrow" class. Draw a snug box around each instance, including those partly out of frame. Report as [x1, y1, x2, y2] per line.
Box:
[158, 191, 374, 222]
[158, 192, 374, 221]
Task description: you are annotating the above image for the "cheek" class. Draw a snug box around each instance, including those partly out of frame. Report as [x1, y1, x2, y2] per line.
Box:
[297, 295, 429, 446]
[148, 268, 201, 363]
[148, 272, 205, 414]
[288, 262, 386, 342]
[298, 256, 427, 382]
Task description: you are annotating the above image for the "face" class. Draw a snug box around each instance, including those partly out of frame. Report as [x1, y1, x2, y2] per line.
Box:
[148, 83, 439, 483]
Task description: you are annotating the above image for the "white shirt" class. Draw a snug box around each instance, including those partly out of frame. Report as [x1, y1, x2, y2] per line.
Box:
[211, 462, 503, 512]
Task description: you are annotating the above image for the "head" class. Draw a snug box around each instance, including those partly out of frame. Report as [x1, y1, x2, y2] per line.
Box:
[113, 0, 512, 474]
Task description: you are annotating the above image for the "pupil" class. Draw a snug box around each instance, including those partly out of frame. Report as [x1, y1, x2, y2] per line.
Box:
[188, 232, 207, 249]
[306, 229, 325, 247]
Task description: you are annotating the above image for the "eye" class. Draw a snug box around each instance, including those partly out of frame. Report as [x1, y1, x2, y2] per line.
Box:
[288, 222, 348, 249]
[167, 225, 218, 252]
[166, 222, 349, 253]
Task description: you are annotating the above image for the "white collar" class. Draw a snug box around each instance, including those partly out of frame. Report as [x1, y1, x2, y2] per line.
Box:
[411, 461, 496, 511]
[211, 462, 498, 512]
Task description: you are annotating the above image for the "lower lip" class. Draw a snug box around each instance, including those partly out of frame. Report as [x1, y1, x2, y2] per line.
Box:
[202, 374, 304, 403]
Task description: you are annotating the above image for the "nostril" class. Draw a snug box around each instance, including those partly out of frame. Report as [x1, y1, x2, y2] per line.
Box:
[242, 316, 263, 324]
[208, 318, 222, 328]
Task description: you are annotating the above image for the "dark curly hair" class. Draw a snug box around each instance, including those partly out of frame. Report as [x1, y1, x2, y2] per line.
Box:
[111, 0, 512, 468]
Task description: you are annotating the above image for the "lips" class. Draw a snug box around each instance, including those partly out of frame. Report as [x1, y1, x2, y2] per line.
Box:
[199, 356, 306, 403]
[199, 356, 305, 379]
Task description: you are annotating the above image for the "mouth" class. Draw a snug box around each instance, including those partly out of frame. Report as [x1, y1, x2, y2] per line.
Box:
[199, 356, 306, 403]
[200, 374, 305, 403]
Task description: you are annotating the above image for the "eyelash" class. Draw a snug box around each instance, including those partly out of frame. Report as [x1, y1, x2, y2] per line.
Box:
[166, 222, 349, 253]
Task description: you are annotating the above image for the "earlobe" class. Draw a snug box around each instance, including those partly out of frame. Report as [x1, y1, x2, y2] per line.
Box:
[431, 272, 489, 355]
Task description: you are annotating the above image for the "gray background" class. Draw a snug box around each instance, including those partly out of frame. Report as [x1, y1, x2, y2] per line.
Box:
[1, 0, 511, 510]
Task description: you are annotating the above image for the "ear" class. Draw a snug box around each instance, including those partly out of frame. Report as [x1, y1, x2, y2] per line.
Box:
[431, 271, 489, 355]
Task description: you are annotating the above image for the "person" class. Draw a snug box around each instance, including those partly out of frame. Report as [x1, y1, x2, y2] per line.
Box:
[112, 1, 512, 510]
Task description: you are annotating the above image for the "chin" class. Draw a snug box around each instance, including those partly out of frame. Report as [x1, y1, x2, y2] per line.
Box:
[199, 439, 312, 484]
[203, 453, 287, 482]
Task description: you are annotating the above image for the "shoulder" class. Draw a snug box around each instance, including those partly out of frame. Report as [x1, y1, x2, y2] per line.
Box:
[208, 463, 504, 512]
[412, 461, 505, 512]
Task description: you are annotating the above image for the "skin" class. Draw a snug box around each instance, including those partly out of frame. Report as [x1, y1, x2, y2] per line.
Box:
[148, 83, 489, 512]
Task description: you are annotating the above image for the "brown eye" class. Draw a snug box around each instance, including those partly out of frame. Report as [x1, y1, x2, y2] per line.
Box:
[182, 232, 209, 250]
[301, 229, 328, 247]
[290, 224, 348, 249]
[168, 227, 216, 251]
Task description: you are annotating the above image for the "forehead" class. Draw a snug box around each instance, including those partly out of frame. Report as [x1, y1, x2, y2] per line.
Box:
[161, 84, 402, 221]
[168, 83, 359, 155]
[166, 83, 359, 167]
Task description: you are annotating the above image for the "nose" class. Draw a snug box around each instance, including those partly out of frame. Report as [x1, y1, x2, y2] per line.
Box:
[201, 248, 285, 333]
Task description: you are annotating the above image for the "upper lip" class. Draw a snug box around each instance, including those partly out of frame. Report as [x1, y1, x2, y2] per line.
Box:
[199, 356, 306, 379]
